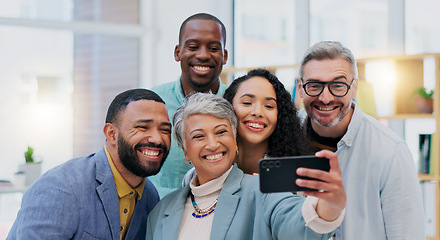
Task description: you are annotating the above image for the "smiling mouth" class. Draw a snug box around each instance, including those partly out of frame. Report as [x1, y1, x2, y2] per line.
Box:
[316, 105, 338, 111]
[192, 65, 212, 74]
[244, 121, 267, 133]
[245, 122, 264, 129]
[139, 148, 160, 157]
[204, 152, 225, 161]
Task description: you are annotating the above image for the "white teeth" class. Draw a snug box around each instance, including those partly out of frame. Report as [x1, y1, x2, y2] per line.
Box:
[142, 150, 159, 156]
[206, 153, 223, 160]
[246, 122, 264, 129]
[319, 107, 334, 111]
[193, 66, 210, 71]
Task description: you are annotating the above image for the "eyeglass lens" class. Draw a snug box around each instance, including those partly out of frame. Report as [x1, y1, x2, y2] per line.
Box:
[305, 82, 349, 97]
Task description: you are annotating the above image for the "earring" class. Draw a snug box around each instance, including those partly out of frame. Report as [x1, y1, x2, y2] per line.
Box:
[186, 160, 192, 166]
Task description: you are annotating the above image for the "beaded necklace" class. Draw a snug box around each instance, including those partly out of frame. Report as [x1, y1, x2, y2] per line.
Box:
[189, 191, 218, 218]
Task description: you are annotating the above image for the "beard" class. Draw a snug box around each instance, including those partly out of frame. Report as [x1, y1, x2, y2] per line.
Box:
[311, 112, 343, 128]
[117, 135, 169, 178]
[309, 100, 352, 128]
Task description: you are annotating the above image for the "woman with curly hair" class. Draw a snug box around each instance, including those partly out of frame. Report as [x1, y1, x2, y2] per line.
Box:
[223, 68, 312, 174]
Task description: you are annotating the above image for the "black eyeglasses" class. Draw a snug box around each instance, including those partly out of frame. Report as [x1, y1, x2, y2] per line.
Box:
[300, 79, 356, 97]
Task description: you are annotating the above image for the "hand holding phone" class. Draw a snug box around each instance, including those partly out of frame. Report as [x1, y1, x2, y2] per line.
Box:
[259, 155, 330, 193]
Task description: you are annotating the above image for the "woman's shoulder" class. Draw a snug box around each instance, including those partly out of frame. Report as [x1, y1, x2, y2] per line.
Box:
[241, 173, 259, 188]
[162, 186, 188, 203]
[234, 174, 304, 211]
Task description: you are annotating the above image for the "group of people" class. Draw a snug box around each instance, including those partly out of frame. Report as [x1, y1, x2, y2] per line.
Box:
[7, 13, 425, 240]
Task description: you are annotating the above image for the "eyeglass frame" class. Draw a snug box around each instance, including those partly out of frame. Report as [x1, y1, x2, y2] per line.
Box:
[300, 78, 356, 97]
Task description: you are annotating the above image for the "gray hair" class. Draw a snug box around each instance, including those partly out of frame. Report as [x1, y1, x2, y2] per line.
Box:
[173, 92, 238, 150]
[299, 41, 358, 79]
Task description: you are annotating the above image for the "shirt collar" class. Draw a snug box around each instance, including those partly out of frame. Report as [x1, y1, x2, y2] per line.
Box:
[190, 165, 233, 197]
[338, 102, 361, 148]
[174, 76, 228, 103]
[104, 146, 145, 199]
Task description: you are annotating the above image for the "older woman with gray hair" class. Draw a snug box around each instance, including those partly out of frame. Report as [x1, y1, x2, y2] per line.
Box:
[146, 92, 346, 240]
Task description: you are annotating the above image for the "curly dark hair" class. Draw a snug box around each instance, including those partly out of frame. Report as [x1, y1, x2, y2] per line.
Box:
[224, 68, 312, 157]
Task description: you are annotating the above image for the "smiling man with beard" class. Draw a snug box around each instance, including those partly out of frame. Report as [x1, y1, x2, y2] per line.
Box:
[117, 135, 169, 178]
[7, 89, 171, 240]
[149, 13, 228, 198]
[296, 41, 425, 240]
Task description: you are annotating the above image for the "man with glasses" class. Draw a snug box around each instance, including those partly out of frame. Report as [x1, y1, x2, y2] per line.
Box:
[296, 41, 425, 240]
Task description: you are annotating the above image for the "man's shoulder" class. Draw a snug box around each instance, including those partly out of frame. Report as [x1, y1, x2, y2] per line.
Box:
[55, 152, 99, 171]
[19, 153, 103, 210]
[37, 151, 104, 186]
[343, 104, 402, 145]
[358, 111, 403, 142]
[151, 81, 178, 94]
[150, 80, 185, 106]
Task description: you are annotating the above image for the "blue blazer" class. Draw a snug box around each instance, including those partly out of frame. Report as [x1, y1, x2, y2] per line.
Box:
[146, 165, 333, 240]
[7, 148, 159, 240]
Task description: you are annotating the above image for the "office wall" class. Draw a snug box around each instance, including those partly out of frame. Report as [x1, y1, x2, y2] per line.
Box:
[139, 0, 234, 89]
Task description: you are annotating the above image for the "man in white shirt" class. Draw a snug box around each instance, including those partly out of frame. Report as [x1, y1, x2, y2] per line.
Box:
[296, 41, 425, 240]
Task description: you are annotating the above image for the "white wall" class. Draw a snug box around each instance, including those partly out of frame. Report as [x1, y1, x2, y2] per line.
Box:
[0, 27, 73, 182]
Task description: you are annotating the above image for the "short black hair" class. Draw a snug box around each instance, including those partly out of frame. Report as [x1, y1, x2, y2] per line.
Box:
[224, 69, 312, 157]
[178, 13, 227, 46]
[105, 88, 165, 124]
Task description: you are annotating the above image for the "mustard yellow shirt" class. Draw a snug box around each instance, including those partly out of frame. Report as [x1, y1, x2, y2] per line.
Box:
[105, 146, 145, 240]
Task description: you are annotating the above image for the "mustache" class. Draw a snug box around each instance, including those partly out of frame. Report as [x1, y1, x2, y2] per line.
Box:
[312, 100, 337, 106]
[134, 142, 168, 152]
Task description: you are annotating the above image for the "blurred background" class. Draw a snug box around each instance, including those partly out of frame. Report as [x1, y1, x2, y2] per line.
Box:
[1, 0, 439, 238]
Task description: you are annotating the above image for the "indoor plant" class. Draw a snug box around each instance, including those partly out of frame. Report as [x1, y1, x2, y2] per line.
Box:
[19, 146, 42, 186]
[413, 87, 434, 114]
[24, 146, 35, 163]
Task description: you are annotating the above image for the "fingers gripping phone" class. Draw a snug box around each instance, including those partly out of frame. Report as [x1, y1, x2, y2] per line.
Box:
[259, 156, 330, 193]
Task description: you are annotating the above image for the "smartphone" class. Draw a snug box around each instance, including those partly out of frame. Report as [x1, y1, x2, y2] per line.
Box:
[259, 156, 330, 193]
